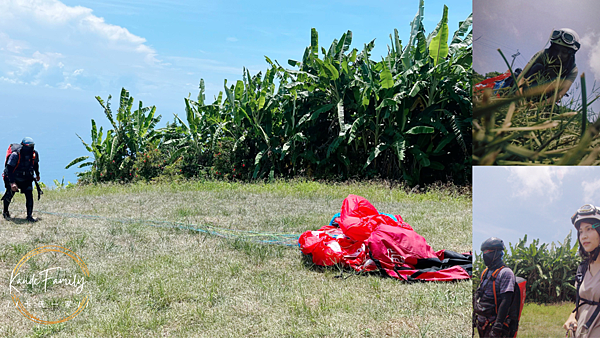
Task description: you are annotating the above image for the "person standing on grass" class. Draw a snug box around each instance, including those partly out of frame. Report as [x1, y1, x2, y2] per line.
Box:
[2, 137, 40, 222]
[518, 28, 580, 104]
[564, 204, 600, 338]
[473, 237, 516, 338]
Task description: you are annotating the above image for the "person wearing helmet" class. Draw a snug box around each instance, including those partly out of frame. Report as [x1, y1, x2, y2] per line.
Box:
[2, 137, 40, 222]
[518, 28, 580, 104]
[473, 237, 516, 338]
[563, 204, 600, 338]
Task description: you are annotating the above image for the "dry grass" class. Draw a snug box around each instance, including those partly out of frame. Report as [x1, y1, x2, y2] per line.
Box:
[473, 74, 600, 165]
[0, 180, 471, 337]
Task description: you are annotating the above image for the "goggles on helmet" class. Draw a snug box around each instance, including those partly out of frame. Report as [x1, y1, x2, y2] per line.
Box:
[551, 30, 580, 50]
[571, 204, 600, 227]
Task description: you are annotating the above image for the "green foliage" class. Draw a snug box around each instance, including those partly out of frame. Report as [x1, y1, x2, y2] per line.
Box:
[472, 71, 485, 87]
[52, 177, 76, 190]
[70, 2, 472, 186]
[161, 2, 471, 185]
[132, 147, 167, 181]
[67, 88, 162, 183]
[484, 71, 503, 79]
[473, 50, 600, 165]
[473, 232, 581, 303]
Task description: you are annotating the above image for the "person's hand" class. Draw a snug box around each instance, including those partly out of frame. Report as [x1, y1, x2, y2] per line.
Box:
[35, 175, 40, 182]
[563, 317, 577, 331]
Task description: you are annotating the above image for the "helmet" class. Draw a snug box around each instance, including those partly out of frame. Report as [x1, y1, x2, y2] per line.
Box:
[550, 28, 580, 51]
[21, 137, 35, 147]
[481, 237, 505, 252]
[571, 204, 600, 229]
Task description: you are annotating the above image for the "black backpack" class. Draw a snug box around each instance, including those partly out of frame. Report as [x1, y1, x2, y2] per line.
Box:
[474, 266, 526, 338]
[4, 143, 37, 175]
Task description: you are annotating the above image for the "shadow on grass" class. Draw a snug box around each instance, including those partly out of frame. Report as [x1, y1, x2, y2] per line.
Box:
[3, 216, 43, 224]
[300, 253, 390, 280]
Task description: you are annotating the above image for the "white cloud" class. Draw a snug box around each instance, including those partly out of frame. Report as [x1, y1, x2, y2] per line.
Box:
[581, 32, 600, 81]
[8, 0, 92, 23]
[0, 0, 248, 99]
[0, 0, 159, 88]
[0, 32, 29, 53]
[226, 37, 238, 42]
[582, 178, 600, 204]
[0, 51, 67, 86]
[0, 76, 21, 84]
[506, 167, 572, 203]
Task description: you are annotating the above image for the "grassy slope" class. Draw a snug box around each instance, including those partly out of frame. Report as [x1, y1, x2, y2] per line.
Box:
[0, 180, 471, 337]
[518, 302, 573, 338]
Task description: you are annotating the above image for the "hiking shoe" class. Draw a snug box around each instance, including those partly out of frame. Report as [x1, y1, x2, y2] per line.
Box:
[26, 216, 37, 223]
[2, 212, 9, 220]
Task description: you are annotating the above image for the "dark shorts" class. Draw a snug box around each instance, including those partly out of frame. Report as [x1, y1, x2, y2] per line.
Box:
[3, 176, 33, 192]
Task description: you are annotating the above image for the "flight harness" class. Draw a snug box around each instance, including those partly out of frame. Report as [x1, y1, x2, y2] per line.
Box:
[574, 262, 600, 334]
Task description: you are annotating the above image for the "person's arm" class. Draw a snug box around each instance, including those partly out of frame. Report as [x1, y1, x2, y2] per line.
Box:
[5, 164, 18, 192]
[34, 151, 40, 181]
[564, 278, 580, 331]
[556, 80, 573, 101]
[541, 79, 573, 105]
[547, 66, 578, 104]
[518, 52, 541, 95]
[517, 69, 530, 95]
[490, 291, 513, 337]
[564, 311, 578, 331]
[5, 153, 18, 183]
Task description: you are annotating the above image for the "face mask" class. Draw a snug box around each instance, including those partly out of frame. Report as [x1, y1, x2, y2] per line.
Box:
[483, 251, 503, 267]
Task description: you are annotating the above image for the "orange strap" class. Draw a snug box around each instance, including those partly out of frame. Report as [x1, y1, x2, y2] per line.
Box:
[491, 266, 505, 315]
[10, 151, 35, 173]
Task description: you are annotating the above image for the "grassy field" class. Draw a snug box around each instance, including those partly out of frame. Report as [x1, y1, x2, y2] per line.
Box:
[474, 302, 574, 338]
[518, 302, 573, 338]
[0, 180, 471, 337]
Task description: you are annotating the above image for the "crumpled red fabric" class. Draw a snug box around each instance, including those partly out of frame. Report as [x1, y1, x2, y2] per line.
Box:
[298, 194, 472, 282]
[299, 194, 412, 267]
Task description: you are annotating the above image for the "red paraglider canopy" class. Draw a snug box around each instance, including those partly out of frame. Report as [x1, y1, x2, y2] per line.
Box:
[299, 195, 472, 282]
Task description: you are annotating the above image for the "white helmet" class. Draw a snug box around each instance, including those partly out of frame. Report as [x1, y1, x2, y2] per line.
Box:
[571, 204, 600, 229]
[550, 28, 580, 51]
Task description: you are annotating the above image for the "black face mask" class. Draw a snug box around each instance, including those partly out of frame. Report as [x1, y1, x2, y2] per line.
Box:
[483, 251, 503, 268]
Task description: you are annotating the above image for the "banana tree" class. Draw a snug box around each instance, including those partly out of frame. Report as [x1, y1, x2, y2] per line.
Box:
[66, 88, 160, 182]
[366, 2, 472, 185]
[161, 80, 228, 163]
[222, 66, 284, 179]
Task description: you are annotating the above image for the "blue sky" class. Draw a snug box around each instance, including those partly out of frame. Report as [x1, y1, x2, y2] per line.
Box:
[0, 0, 471, 184]
[473, 166, 600, 254]
[473, 0, 600, 114]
